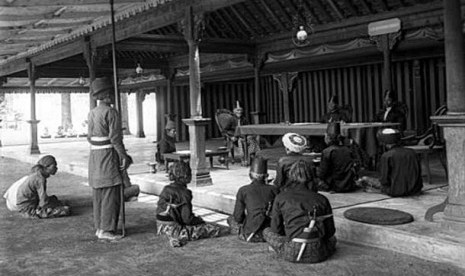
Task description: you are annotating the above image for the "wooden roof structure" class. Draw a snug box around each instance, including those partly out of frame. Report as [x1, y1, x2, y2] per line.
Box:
[0, 0, 448, 89]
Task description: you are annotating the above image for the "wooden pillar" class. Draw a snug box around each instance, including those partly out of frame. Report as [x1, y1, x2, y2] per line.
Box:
[61, 93, 72, 131]
[120, 92, 131, 135]
[372, 32, 401, 93]
[155, 88, 166, 142]
[83, 37, 100, 110]
[430, 0, 465, 232]
[412, 60, 425, 133]
[250, 53, 266, 124]
[26, 60, 40, 154]
[273, 72, 298, 123]
[135, 91, 146, 138]
[180, 6, 212, 187]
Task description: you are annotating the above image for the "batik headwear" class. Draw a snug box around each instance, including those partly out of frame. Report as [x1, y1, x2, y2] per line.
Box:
[249, 157, 268, 180]
[91, 77, 113, 100]
[329, 95, 339, 105]
[37, 155, 56, 167]
[169, 161, 192, 184]
[165, 120, 176, 130]
[377, 128, 401, 145]
[233, 101, 243, 113]
[282, 133, 307, 153]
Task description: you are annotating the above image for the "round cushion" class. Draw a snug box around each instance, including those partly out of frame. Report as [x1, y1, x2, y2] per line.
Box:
[343, 207, 414, 225]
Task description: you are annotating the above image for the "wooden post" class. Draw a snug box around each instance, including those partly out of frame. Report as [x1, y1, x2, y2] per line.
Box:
[430, 0, 465, 232]
[180, 6, 212, 186]
[412, 60, 425, 132]
[83, 37, 98, 110]
[372, 32, 401, 93]
[61, 93, 72, 131]
[135, 91, 146, 138]
[250, 53, 266, 124]
[273, 72, 298, 123]
[120, 92, 131, 135]
[26, 59, 40, 154]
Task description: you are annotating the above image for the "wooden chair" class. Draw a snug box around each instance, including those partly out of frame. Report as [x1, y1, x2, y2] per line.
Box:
[401, 105, 448, 183]
[215, 108, 239, 162]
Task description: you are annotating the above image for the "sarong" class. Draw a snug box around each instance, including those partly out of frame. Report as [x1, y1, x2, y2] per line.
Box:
[156, 219, 226, 247]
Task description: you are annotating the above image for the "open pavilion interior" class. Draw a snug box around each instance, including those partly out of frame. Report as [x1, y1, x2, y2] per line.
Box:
[1, 0, 465, 272]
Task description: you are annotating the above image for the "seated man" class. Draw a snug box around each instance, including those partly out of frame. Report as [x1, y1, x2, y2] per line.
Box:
[317, 122, 358, 193]
[156, 161, 229, 247]
[374, 90, 407, 132]
[319, 95, 351, 123]
[3, 155, 71, 218]
[263, 160, 337, 263]
[274, 133, 315, 192]
[360, 128, 423, 197]
[155, 119, 177, 170]
[221, 102, 260, 165]
[227, 157, 278, 242]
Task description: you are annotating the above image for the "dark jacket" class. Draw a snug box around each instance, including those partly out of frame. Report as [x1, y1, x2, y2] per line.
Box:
[318, 144, 357, 192]
[375, 103, 407, 131]
[223, 116, 248, 138]
[320, 106, 351, 123]
[156, 182, 204, 225]
[270, 184, 335, 240]
[275, 153, 315, 191]
[156, 135, 176, 163]
[233, 180, 279, 236]
[380, 146, 423, 197]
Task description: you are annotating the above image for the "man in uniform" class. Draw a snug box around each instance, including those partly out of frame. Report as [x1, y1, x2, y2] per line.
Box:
[227, 157, 278, 242]
[87, 77, 130, 241]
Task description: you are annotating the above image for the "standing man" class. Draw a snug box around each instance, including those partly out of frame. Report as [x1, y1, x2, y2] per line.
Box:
[87, 77, 130, 241]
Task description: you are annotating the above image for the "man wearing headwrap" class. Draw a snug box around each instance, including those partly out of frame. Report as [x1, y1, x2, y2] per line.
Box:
[263, 160, 337, 263]
[274, 133, 315, 192]
[3, 155, 71, 218]
[319, 95, 351, 123]
[317, 122, 358, 193]
[87, 77, 131, 240]
[359, 128, 423, 197]
[227, 157, 278, 242]
[155, 119, 177, 170]
[374, 90, 407, 132]
[156, 161, 229, 247]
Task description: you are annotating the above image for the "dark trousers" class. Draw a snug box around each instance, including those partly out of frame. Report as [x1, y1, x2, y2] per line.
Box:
[92, 185, 121, 232]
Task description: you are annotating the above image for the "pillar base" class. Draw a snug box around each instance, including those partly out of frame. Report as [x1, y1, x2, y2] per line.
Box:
[189, 172, 213, 187]
[27, 119, 41, 155]
[431, 114, 465, 232]
[136, 131, 145, 138]
[183, 118, 212, 186]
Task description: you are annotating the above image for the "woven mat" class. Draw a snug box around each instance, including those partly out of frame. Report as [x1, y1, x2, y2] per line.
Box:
[343, 207, 414, 225]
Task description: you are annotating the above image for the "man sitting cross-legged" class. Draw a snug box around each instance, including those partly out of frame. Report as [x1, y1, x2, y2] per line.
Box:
[263, 160, 337, 263]
[359, 128, 423, 197]
[227, 157, 279, 242]
[156, 161, 229, 247]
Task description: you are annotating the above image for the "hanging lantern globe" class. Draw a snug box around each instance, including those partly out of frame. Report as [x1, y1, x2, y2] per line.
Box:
[296, 26, 308, 41]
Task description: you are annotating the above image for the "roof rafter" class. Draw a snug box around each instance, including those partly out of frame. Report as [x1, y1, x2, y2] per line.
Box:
[0, 0, 144, 7]
[258, 0, 287, 32]
[228, 6, 258, 38]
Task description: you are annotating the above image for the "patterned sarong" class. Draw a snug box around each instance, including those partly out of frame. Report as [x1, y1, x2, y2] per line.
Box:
[263, 227, 336, 263]
[19, 195, 71, 219]
[156, 219, 226, 247]
[226, 216, 266, 242]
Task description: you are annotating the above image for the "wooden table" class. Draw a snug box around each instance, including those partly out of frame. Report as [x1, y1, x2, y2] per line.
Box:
[237, 122, 399, 164]
[163, 149, 230, 171]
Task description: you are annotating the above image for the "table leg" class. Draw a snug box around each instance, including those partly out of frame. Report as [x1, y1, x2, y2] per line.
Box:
[210, 156, 213, 169]
[225, 154, 229, 170]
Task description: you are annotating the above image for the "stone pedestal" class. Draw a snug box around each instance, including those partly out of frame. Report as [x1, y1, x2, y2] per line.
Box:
[431, 115, 465, 232]
[27, 119, 40, 154]
[182, 118, 212, 187]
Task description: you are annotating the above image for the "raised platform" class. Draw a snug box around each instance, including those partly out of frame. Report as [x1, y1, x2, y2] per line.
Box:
[2, 136, 463, 269]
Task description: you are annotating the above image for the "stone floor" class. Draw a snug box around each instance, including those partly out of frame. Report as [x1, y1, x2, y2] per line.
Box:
[1, 135, 464, 270]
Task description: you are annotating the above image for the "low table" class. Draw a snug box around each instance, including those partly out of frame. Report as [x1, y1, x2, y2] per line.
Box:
[163, 149, 230, 171]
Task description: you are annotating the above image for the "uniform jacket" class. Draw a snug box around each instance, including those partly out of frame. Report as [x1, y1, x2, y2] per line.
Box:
[274, 153, 315, 191]
[320, 107, 351, 123]
[156, 182, 204, 226]
[375, 103, 407, 131]
[233, 179, 279, 236]
[380, 146, 423, 197]
[318, 144, 357, 192]
[270, 185, 335, 240]
[87, 103, 125, 188]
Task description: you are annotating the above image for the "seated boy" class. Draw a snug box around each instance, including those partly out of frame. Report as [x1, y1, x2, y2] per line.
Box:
[227, 157, 278, 242]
